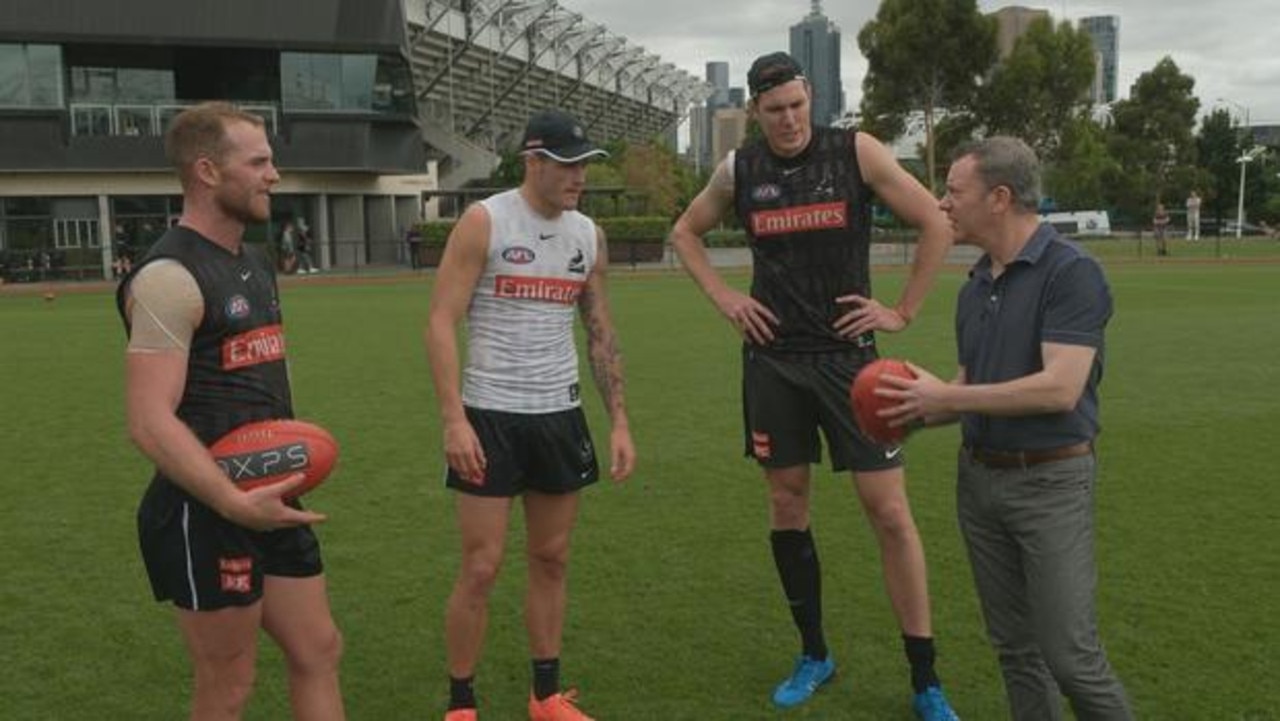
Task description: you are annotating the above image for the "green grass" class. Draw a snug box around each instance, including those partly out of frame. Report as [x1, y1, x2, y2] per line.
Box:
[2, 261, 1278, 719]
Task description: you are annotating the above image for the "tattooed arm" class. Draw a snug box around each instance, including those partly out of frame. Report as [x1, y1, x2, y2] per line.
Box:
[578, 225, 636, 481]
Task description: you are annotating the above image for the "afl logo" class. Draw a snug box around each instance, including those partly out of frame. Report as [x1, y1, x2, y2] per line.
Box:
[226, 295, 251, 319]
[752, 183, 782, 202]
[502, 246, 536, 264]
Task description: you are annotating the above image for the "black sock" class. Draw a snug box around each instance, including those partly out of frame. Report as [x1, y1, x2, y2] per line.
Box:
[532, 657, 560, 701]
[448, 675, 476, 710]
[771, 528, 827, 661]
[903, 634, 940, 694]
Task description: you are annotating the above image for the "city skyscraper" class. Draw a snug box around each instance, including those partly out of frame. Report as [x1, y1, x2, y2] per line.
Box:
[1079, 15, 1119, 104]
[701, 60, 732, 170]
[789, 0, 844, 127]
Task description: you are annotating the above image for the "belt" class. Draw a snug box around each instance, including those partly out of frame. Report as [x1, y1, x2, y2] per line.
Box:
[967, 442, 1092, 469]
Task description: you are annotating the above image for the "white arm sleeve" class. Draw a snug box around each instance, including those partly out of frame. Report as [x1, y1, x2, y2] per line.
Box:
[124, 260, 202, 352]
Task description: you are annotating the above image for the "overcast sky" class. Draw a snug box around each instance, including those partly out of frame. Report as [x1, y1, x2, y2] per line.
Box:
[559, 0, 1280, 129]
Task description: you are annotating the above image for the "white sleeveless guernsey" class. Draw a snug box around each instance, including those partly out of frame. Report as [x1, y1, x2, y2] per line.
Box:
[462, 189, 598, 413]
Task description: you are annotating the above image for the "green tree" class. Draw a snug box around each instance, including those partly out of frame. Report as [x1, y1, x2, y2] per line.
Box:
[857, 0, 997, 192]
[1196, 108, 1241, 230]
[978, 18, 1096, 162]
[617, 142, 682, 217]
[1044, 117, 1117, 210]
[1104, 57, 1200, 223]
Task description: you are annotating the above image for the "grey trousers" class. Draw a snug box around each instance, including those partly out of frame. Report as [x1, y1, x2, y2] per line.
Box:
[957, 449, 1133, 721]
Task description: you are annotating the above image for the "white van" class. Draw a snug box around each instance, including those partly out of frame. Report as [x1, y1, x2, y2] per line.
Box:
[1040, 210, 1112, 237]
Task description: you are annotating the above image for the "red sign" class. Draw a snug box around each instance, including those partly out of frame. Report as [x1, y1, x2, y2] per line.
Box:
[494, 275, 585, 305]
[222, 324, 286, 370]
[750, 201, 848, 237]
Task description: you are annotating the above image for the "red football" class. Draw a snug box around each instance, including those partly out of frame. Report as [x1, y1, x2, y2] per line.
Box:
[851, 358, 917, 446]
[210, 419, 338, 498]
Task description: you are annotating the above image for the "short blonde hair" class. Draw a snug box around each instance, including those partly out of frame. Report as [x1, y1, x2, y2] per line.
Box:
[164, 102, 264, 183]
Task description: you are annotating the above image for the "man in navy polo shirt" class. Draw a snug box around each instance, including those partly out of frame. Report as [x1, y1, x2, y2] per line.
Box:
[879, 137, 1133, 720]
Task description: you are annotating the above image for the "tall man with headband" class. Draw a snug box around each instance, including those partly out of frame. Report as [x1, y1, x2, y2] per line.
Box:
[670, 52, 959, 720]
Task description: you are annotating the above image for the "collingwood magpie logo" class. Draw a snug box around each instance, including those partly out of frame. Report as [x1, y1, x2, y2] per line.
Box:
[812, 173, 836, 198]
[752, 183, 782, 202]
[567, 249, 586, 274]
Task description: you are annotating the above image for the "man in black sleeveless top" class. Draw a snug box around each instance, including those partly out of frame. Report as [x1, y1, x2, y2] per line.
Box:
[670, 52, 958, 720]
[119, 102, 345, 720]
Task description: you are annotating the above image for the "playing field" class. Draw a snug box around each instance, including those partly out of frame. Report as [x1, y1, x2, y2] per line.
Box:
[2, 258, 1277, 719]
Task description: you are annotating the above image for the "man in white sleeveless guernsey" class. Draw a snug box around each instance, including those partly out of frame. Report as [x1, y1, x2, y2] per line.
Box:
[426, 110, 636, 721]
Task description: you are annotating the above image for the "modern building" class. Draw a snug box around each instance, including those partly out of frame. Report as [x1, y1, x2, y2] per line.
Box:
[1079, 15, 1119, 104]
[789, 0, 844, 127]
[0, 0, 709, 282]
[711, 106, 748, 169]
[0, 0, 438, 280]
[699, 61, 732, 170]
[991, 5, 1051, 59]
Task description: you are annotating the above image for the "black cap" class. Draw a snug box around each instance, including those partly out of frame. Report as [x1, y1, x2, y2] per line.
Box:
[520, 110, 608, 163]
[748, 52, 806, 97]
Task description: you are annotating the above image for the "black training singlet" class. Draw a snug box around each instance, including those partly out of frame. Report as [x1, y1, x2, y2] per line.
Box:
[117, 227, 294, 448]
[733, 127, 876, 355]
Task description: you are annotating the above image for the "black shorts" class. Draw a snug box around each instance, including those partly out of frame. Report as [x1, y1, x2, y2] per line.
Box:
[446, 406, 599, 497]
[137, 479, 323, 611]
[742, 348, 904, 473]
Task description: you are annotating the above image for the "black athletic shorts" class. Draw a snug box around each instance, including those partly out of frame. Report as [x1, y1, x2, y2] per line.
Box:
[137, 479, 323, 611]
[446, 406, 599, 497]
[742, 347, 905, 473]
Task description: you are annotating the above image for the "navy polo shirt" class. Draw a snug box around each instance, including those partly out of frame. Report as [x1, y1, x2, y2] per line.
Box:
[955, 223, 1111, 451]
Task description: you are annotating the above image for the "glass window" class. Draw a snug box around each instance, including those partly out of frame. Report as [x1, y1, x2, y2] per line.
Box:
[281, 52, 400, 113]
[374, 54, 415, 115]
[0, 43, 63, 108]
[282, 52, 340, 110]
[340, 55, 376, 110]
[0, 44, 25, 106]
[69, 66, 173, 104]
[27, 44, 63, 107]
[116, 106, 156, 136]
[3, 218, 51, 251]
[53, 218, 101, 249]
[4, 197, 51, 216]
[113, 196, 169, 215]
[72, 104, 112, 136]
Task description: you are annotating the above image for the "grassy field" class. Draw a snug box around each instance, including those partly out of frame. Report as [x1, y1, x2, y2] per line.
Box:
[2, 259, 1278, 720]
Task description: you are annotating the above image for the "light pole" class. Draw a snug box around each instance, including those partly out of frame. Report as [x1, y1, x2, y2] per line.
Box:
[1217, 98, 1251, 238]
[1235, 145, 1266, 238]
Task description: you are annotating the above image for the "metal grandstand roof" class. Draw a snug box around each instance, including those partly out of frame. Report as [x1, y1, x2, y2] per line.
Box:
[404, 0, 710, 186]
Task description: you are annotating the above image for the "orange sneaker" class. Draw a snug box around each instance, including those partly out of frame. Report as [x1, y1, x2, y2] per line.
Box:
[528, 689, 594, 721]
[444, 709, 477, 721]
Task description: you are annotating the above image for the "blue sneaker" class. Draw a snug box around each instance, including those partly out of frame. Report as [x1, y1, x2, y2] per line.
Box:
[913, 686, 960, 721]
[771, 655, 836, 708]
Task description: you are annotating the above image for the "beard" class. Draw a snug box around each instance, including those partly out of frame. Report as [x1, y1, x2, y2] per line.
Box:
[216, 189, 270, 225]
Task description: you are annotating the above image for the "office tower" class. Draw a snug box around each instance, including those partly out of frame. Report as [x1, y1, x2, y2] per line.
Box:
[702, 60, 732, 169]
[789, 0, 844, 127]
[1079, 15, 1119, 104]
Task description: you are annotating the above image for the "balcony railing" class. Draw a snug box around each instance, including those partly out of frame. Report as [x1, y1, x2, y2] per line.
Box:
[69, 102, 280, 137]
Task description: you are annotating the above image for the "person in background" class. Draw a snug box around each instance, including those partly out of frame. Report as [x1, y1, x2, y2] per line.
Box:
[296, 216, 318, 274]
[1152, 202, 1170, 256]
[1185, 190, 1201, 241]
[406, 224, 424, 270]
